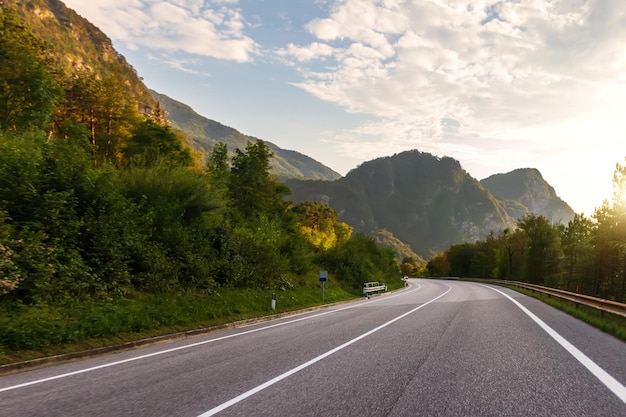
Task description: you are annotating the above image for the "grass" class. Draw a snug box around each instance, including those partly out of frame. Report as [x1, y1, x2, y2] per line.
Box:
[0, 283, 364, 366]
[3, 278, 619, 369]
[500, 285, 626, 342]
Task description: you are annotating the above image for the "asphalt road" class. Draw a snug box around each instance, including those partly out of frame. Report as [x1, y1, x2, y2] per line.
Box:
[1, 279, 625, 417]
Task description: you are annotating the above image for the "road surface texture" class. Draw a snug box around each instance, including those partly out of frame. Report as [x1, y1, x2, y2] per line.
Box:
[1, 279, 625, 416]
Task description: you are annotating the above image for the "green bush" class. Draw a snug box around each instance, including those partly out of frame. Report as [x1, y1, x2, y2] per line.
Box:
[317, 234, 400, 292]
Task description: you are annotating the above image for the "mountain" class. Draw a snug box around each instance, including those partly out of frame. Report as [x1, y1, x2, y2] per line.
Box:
[374, 229, 426, 265]
[5, 0, 341, 181]
[6, 0, 575, 259]
[481, 168, 575, 224]
[3, 0, 156, 115]
[287, 150, 517, 258]
[149, 90, 342, 181]
[287, 152, 576, 258]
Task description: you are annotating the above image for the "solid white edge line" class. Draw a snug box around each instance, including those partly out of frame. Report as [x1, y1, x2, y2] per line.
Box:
[0, 283, 422, 393]
[196, 283, 452, 417]
[482, 284, 626, 404]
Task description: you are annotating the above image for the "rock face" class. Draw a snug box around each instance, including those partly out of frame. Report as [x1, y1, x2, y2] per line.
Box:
[288, 151, 574, 258]
[4, 0, 157, 114]
[481, 168, 575, 224]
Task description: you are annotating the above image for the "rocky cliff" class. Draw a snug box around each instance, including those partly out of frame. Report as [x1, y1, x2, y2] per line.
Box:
[481, 168, 575, 224]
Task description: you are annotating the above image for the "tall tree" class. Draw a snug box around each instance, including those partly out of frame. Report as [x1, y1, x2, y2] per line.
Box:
[610, 159, 626, 301]
[206, 142, 230, 187]
[57, 72, 140, 166]
[517, 213, 563, 285]
[228, 140, 290, 220]
[0, 7, 61, 132]
[592, 201, 619, 297]
[560, 214, 594, 292]
[293, 201, 353, 250]
[122, 119, 193, 168]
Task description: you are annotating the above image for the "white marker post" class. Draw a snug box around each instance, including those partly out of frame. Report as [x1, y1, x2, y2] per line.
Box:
[271, 293, 276, 311]
[319, 271, 328, 302]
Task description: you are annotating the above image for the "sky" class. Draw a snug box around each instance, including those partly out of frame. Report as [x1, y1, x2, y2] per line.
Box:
[62, 0, 626, 216]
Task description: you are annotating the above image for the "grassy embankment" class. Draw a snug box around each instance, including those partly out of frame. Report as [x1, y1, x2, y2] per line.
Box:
[502, 285, 626, 342]
[0, 278, 403, 366]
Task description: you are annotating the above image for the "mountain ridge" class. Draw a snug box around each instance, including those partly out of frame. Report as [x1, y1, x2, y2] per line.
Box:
[3, 0, 156, 114]
[150, 90, 342, 181]
[481, 168, 574, 223]
[287, 151, 574, 258]
[6, 0, 576, 259]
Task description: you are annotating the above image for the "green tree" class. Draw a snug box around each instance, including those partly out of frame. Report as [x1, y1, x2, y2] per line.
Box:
[317, 234, 399, 291]
[604, 158, 626, 301]
[0, 211, 21, 295]
[228, 140, 290, 220]
[122, 163, 226, 290]
[122, 119, 194, 168]
[98, 74, 142, 163]
[472, 232, 502, 279]
[292, 201, 353, 250]
[205, 142, 230, 190]
[0, 132, 104, 302]
[0, 7, 61, 132]
[427, 252, 451, 277]
[591, 201, 620, 298]
[400, 257, 414, 276]
[517, 214, 563, 286]
[560, 214, 594, 292]
[207, 142, 229, 173]
[446, 243, 474, 277]
[58, 72, 141, 165]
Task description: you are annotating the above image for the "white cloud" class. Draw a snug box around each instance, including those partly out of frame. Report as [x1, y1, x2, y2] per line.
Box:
[63, 0, 257, 62]
[146, 53, 212, 77]
[275, 0, 626, 214]
[63, 0, 626, 214]
[285, 0, 626, 128]
[277, 42, 335, 62]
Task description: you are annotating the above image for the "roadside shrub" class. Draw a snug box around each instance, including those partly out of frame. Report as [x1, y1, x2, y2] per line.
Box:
[316, 234, 400, 291]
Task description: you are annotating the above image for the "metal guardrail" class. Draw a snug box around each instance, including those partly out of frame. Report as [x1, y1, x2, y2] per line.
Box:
[494, 280, 626, 319]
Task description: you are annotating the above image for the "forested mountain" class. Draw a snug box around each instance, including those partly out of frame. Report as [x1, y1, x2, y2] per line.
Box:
[1, 0, 402, 327]
[3, 0, 156, 115]
[4, 0, 341, 180]
[2, 0, 577, 262]
[287, 151, 511, 257]
[287, 151, 574, 258]
[150, 90, 341, 180]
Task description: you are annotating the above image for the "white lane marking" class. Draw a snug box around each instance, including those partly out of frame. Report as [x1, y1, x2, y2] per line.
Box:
[0, 284, 422, 393]
[484, 284, 626, 404]
[197, 284, 452, 417]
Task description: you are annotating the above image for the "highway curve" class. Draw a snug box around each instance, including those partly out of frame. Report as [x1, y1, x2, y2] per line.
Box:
[1, 279, 625, 417]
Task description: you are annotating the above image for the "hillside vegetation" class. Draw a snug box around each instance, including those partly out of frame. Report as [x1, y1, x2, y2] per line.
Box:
[287, 151, 574, 259]
[150, 90, 342, 181]
[0, 4, 400, 361]
[427, 186, 626, 303]
[481, 168, 574, 223]
[1, 1, 624, 363]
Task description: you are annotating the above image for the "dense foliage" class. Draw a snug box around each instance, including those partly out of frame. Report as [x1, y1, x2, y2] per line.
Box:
[0, 129, 401, 305]
[0, 6, 401, 312]
[427, 160, 626, 302]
